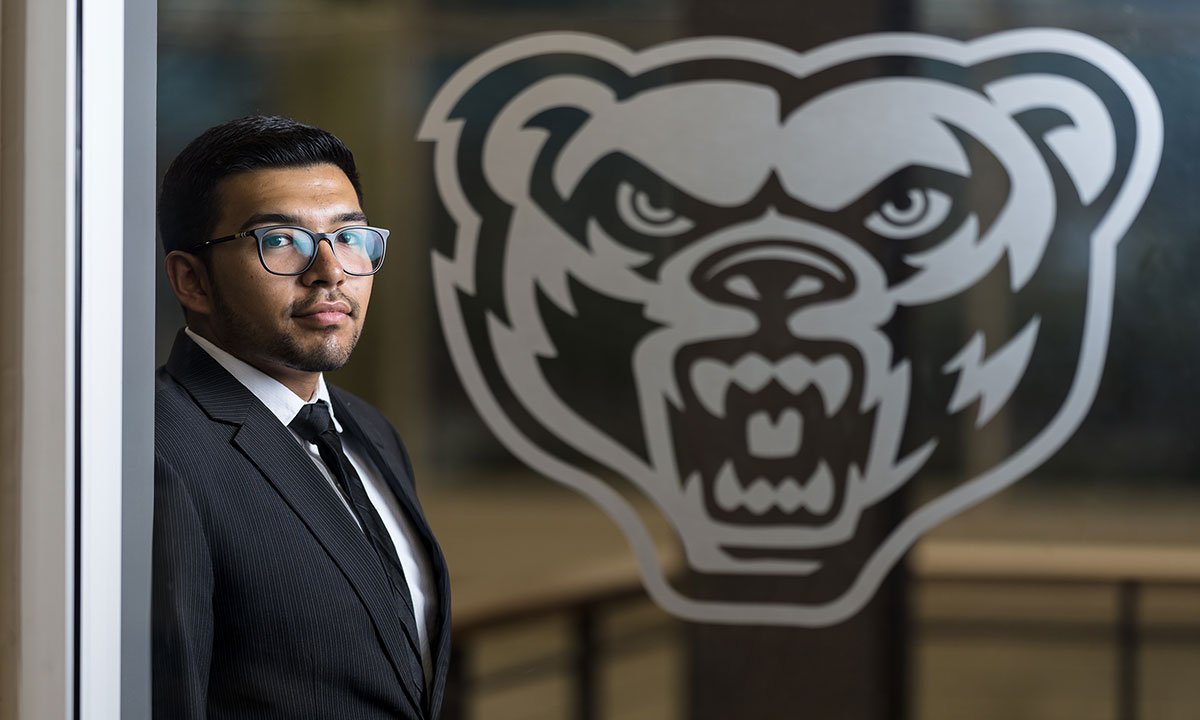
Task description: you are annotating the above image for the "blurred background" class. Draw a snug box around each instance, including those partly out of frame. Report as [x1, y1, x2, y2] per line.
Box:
[156, 1, 1200, 718]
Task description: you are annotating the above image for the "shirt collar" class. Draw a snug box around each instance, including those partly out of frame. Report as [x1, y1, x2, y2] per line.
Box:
[185, 327, 343, 432]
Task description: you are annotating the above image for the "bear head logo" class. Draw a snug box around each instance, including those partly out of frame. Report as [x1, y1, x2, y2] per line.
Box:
[420, 29, 1161, 626]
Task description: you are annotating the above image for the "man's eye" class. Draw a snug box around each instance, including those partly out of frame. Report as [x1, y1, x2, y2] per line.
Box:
[865, 187, 953, 240]
[262, 233, 293, 249]
[337, 230, 365, 246]
[615, 181, 695, 238]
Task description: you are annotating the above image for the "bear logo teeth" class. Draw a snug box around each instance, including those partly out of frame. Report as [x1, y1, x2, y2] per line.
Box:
[713, 462, 837, 515]
[689, 353, 855, 419]
[747, 409, 803, 458]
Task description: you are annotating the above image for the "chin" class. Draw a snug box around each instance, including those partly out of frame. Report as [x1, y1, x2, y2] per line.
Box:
[276, 333, 359, 373]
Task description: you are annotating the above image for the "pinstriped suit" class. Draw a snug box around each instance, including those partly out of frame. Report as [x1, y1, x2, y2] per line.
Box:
[153, 331, 451, 719]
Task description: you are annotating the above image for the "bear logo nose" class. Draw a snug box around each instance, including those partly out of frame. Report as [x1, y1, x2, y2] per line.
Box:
[693, 241, 854, 311]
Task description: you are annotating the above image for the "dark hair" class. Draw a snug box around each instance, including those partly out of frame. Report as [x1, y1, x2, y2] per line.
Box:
[158, 115, 363, 254]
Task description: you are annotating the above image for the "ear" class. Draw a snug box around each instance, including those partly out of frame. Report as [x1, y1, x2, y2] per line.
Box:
[985, 73, 1117, 207]
[163, 250, 215, 320]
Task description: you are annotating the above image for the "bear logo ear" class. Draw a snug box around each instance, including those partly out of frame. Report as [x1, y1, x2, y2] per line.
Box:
[968, 44, 1161, 291]
[478, 76, 616, 204]
[419, 42, 627, 209]
[985, 74, 1117, 208]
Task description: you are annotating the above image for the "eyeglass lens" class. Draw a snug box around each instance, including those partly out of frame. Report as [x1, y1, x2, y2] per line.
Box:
[258, 227, 385, 275]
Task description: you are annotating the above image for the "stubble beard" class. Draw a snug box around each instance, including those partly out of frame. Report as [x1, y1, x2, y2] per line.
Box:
[210, 283, 364, 373]
[271, 322, 360, 372]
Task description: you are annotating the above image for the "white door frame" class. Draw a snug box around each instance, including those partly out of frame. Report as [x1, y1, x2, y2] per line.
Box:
[18, 0, 154, 716]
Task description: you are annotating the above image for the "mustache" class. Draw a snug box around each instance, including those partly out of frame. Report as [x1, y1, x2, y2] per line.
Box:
[291, 291, 360, 317]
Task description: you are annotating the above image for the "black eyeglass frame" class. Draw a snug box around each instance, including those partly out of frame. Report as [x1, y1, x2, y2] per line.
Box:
[190, 224, 390, 276]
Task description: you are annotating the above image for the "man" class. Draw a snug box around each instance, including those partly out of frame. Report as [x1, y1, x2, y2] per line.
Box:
[153, 115, 450, 719]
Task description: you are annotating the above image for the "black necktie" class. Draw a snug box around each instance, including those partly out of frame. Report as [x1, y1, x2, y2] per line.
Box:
[289, 400, 425, 691]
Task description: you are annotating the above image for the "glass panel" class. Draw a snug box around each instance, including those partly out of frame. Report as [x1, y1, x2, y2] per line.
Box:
[156, 1, 1200, 717]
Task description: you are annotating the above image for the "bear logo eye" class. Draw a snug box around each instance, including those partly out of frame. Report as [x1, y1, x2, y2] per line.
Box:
[615, 181, 696, 238]
[864, 187, 953, 240]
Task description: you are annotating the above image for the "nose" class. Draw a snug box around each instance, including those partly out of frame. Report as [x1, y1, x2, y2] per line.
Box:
[301, 238, 345, 286]
[692, 243, 853, 312]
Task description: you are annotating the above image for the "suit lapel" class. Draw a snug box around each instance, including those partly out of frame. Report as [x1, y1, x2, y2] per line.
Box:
[164, 332, 427, 715]
[330, 389, 454, 720]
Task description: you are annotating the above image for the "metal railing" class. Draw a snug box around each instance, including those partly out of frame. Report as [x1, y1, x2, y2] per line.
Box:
[913, 540, 1200, 720]
[443, 541, 1200, 720]
[443, 582, 672, 720]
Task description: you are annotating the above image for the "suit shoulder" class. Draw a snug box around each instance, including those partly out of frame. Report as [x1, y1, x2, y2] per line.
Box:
[155, 365, 187, 404]
[154, 366, 234, 457]
[155, 367, 198, 426]
[329, 384, 392, 427]
[328, 384, 414, 467]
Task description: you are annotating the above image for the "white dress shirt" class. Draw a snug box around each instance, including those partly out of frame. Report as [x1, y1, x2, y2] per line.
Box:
[185, 328, 436, 684]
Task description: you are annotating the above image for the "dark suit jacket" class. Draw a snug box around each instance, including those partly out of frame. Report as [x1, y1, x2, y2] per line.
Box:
[153, 331, 451, 719]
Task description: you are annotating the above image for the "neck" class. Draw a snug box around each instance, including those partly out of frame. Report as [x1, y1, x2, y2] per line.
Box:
[187, 325, 320, 401]
[266, 369, 320, 402]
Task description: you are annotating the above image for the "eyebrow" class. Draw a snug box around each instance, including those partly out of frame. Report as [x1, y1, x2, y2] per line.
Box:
[238, 211, 369, 232]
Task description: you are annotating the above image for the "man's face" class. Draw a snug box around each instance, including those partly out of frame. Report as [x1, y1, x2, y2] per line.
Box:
[201, 163, 373, 378]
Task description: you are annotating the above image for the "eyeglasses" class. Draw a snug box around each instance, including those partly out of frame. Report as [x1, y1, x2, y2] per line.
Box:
[193, 225, 389, 276]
